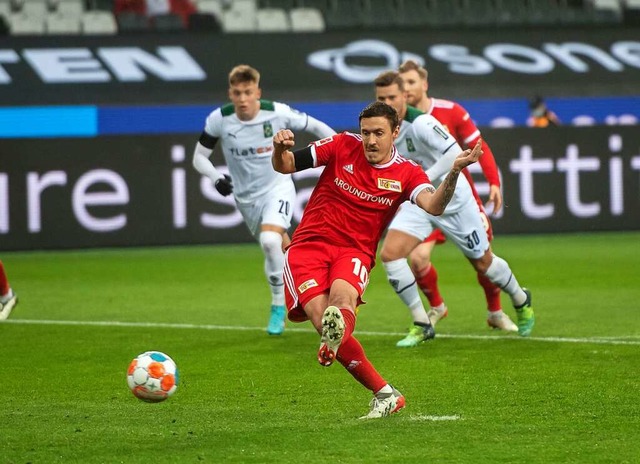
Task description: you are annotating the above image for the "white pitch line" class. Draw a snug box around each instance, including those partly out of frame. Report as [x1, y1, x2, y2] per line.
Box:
[408, 414, 462, 422]
[3, 319, 640, 346]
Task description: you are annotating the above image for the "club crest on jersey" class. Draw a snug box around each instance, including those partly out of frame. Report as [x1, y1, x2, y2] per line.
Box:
[298, 279, 318, 294]
[405, 137, 416, 152]
[263, 122, 273, 138]
[377, 178, 402, 192]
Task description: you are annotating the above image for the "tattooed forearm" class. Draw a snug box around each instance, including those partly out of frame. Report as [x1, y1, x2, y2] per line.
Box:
[437, 168, 460, 211]
[417, 168, 461, 215]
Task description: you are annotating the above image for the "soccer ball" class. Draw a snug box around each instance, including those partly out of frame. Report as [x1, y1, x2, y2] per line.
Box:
[127, 351, 179, 403]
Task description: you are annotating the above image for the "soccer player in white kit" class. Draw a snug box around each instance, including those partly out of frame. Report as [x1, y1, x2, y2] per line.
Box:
[192, 65, 336, 335]
[374, 71, 535, 344]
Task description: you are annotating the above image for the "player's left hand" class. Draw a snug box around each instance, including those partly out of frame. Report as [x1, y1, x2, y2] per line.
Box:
[485, 184, 503, 216]
[453, 139, 483, 171]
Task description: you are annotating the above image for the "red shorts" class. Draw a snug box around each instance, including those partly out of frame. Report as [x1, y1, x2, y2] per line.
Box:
[283, 241, 372, 323]
[423, 202, 493, 245]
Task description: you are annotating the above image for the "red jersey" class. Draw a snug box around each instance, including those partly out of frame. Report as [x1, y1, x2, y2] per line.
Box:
[291, 132, 431, 264]
[427, 98, 500, 188]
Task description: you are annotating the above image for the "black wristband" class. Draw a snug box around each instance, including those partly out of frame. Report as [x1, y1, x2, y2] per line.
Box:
[293, 146, 314, 171]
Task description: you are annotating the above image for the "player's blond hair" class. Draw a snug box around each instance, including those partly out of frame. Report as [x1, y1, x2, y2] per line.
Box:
[398, 60, 428, 81]
[374, 70, 405, 91]
[228, 65, 260, 86]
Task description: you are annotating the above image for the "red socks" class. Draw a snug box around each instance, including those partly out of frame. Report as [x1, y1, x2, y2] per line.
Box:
[477, 272, 502, 312]
[0, 261, 9, 296]
[336, 336, 387, 393]
[339, 308, 355, 340]
[335, 307, 386, 393]
[415, 264, 443, 307]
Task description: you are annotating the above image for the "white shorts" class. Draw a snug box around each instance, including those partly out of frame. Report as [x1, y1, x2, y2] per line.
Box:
[236, 181, 296, 238]
[388, 197, 490, 259]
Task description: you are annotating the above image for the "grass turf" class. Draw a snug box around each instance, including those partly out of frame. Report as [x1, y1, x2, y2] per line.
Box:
[1, 232, 639, 463]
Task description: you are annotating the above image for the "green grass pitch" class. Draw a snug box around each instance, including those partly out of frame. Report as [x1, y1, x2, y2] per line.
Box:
[1, 232, 639, 463]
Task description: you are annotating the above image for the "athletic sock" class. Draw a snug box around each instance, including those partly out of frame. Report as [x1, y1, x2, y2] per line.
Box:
[339, 307, 356, 341]
[259, 231, 285, 306]
[484, 254, 527, 307]
[336, 336, 387, 393]
[0, 261, 9, 297]
[383, 258, 429, 324]
[477, 272, 502, 312]
[415, 264, 444, 308]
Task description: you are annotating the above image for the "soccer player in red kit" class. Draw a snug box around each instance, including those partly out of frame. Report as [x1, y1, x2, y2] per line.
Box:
[0, 260, 18, 321]
[397, 60, 519, 334]
[271, 101, 483, 419]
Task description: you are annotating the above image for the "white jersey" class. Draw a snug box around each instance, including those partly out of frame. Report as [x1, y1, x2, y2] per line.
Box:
[204, 101, 313, 204]
[395, 106, 474, 212]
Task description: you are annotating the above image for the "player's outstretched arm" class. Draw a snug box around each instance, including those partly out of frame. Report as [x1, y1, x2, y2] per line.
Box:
[416, 140, 483, 216]
[272, 129, 297, 174]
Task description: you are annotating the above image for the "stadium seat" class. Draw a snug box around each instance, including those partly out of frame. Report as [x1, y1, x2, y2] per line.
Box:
[188, 11, 221, 31]
[7, 12, 45, 33]
[256, 7, 289, 31]
[623, 0, 640, 24]
[18, 0, 47, 18]
[289, 6, 324, 31]
[221, 7, 256, 31]
[45, 12, 80, 32]
[55, 0, 83, 17]
[590, 0, 623, 23]
[0, 1, 10, 18]
[116, 11, 151, 32]
[81, 10, 117, 33]
[153, 12, 185, 31]
[230, 0, 257, 14]
[197, 0, 223, 19]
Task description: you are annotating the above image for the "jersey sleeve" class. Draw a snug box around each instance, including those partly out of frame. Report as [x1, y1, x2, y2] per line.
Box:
[203, 108, 223, 137]
[274, 102, 310, 132]
[309, 133, 342, 167]
[405, 162, 432, 204]
[450, 102, 481, 147]
[450, 102, 500, 186]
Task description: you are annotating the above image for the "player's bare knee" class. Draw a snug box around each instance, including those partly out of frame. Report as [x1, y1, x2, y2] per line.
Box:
[470, 251, 493, 274]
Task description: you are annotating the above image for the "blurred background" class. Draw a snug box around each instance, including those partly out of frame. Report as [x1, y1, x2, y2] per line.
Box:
[1, 0, 639, 251]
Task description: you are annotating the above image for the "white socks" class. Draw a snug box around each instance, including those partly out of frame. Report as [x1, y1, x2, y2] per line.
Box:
[484, 255, 527, 307]
[382, 259, 430, 324]
[259, 231, 285, 307]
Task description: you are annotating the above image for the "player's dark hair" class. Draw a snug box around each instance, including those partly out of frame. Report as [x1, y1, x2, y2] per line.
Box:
[359, 101, 400, 130]
[228, 64, 260, 86]
[374, 70, 404, 92]
[398, 60, 428, 81]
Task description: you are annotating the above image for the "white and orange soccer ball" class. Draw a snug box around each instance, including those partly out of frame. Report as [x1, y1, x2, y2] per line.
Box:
[127, 351, 179, 402]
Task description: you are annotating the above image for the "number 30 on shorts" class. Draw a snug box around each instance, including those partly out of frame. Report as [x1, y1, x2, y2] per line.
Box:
[351, 257, 370, 290]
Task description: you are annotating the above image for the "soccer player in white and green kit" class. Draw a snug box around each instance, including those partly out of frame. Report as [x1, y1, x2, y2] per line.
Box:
[192, 65, 335, 335]
[374, 71, 534, 345]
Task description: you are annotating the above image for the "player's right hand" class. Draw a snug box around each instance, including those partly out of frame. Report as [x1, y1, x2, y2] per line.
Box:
[215, 174, 233, 196]
[273, 129, 295, 151]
